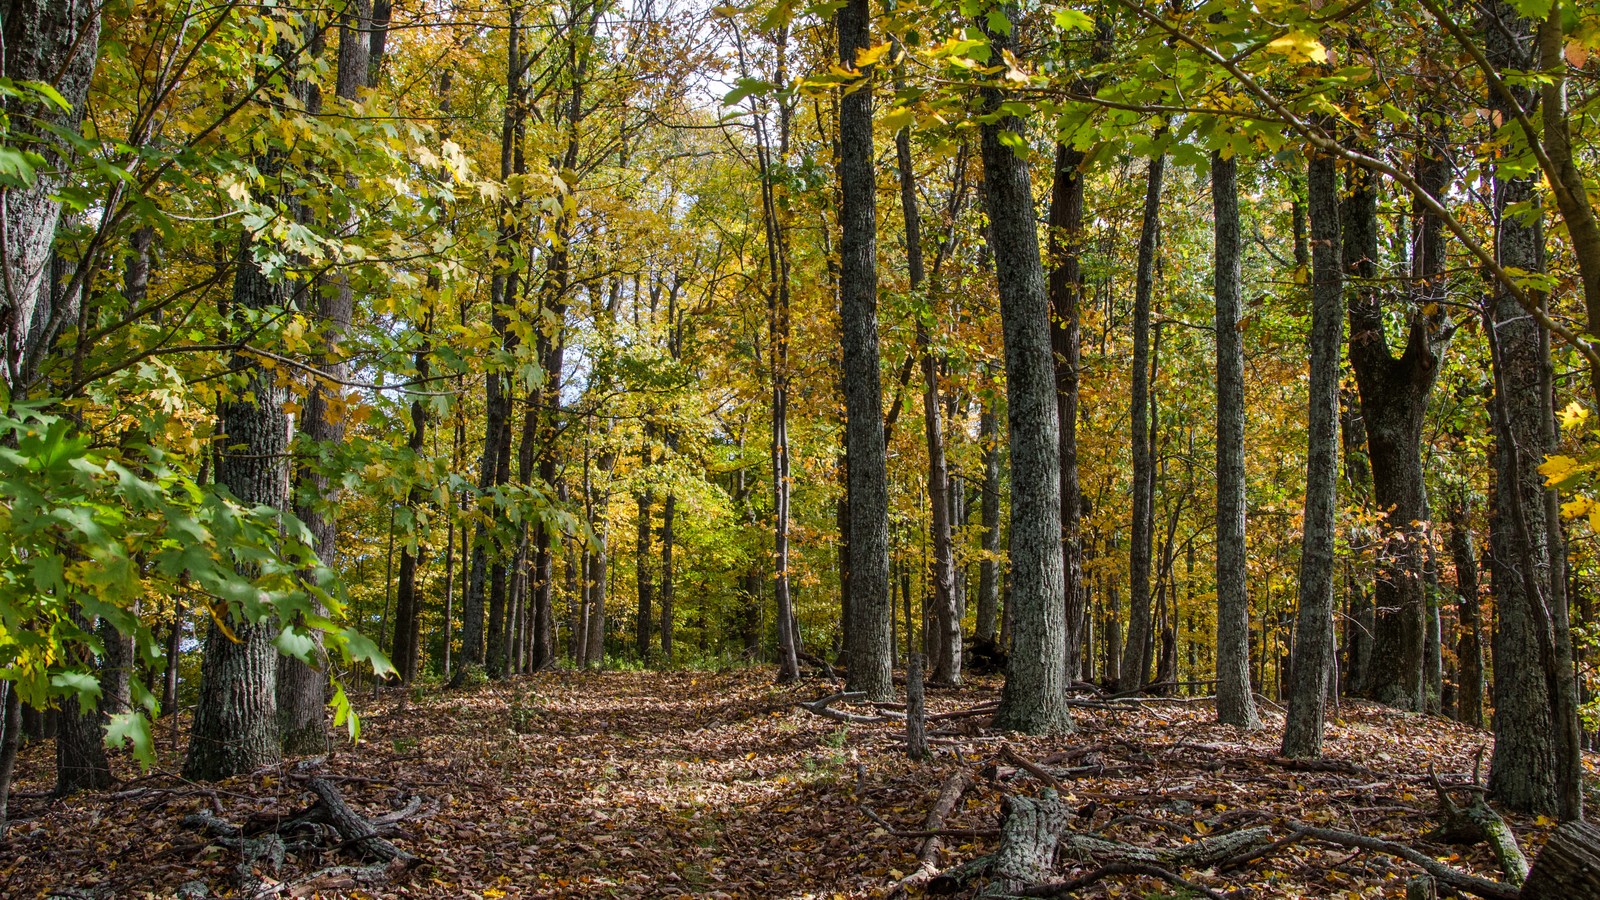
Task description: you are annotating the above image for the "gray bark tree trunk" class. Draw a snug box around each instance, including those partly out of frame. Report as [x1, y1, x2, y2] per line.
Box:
[1450, 496, 1485, 728]
[977, 400, 1002, 645]
[1482, 0, 1579, 819]
[1282, 150, 1344, 758]
[1120, 153, 1164, 693]
[980, 5, 1070, 735]
[837, 0, 892, 700]
[1345, 148, 1450, 710]
[1212, 152, 1260, 728]
[0, 0, 100, 390]
[1047, 144, 1088, 686]
[897, 120, 960, 686]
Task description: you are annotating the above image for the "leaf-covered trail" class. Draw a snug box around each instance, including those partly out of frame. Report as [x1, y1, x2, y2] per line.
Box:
[0, 669, 1572, 898]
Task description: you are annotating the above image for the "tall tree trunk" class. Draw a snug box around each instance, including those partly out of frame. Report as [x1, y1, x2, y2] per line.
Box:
[1282, 150, 1345, 758]
[1212, 153, 1260, 729]
[1451, 496, 1485, 728]
[837, 0, 892, 700]
[1483, 0, 1579, 819]
[1047, 144, 1088, 687]
[897, 119, 960, 686]
[0, 686, 18, 835]
[636, 433, 655, 661]
[1120, 153, 1164, 693]
[976, 399, 1002, 645]
[1345, 149, 1448, 710]
[980, 5, 1070, 735]
[392, 308, 432, 684]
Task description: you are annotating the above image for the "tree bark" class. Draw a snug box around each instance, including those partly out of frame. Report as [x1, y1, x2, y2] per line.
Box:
[1282, 150, 1344, 758]
[837, 0, 893, 700]
[1121, 153, 1164, 693]
[1047, 144, 1088, 688]
[977, 399, 1002, 645]
[980, 5, 1070, 735]
[897, 119, 959, 686]
[1212, 152, 1260, 729]
[0, 0, 101, 390]
[1482, 0, 1578, 820]
[1450, 497, 1485, 727]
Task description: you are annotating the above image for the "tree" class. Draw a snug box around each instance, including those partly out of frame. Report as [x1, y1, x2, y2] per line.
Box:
[979, 3, 1070, 735]
[1282, 149, 1344, 758]
[1211, 152, 1259, 729]
[838, 0, 893, 700]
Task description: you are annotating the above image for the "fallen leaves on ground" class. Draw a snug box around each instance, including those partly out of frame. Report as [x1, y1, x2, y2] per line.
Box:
[0, 669, 1570, 898]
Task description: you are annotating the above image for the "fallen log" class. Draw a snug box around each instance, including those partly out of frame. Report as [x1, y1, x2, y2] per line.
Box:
[1519, 821, 1600, 898]
[305, 777, 416, 865]
[895, 771, 975, 891]
[1290, 823, 1519, 900]
[1428, 770, 1528, 886]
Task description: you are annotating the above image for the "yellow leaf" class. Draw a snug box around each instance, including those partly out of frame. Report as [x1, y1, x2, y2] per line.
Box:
[1539, 454, 1580, 482]
[855, 43, 892, 68]
[1267, 30, 1329, 64]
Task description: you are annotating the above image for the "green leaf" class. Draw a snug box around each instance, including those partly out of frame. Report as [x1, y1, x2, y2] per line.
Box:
[339, 627, 396, 677]
[1053, 9, 1094, 32]
[330, 681, 361, 742]
[274, 625, 318, 662]
[52, 670, 102, 706]
[985, 8, 1012, 35]
[106, 712, 156, 768]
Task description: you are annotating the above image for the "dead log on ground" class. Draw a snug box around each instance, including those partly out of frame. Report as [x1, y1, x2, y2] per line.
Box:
[1519, 821, 1600, 898]
[894, 771, 975, 893]
[1290, 823, 1519, 900]
[1428, 769, 1528, 886]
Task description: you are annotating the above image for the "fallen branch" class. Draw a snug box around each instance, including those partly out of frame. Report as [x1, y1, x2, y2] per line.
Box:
[1290, 823, 1519, 900]
[304, 777, 417, 866]
[895, 771, 976, 892]
[1014, 861, 1227, 899]
[796, 691, 901, 725]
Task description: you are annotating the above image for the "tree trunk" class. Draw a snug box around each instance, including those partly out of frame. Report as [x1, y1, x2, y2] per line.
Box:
[636, 433, 655, 661]
[1482, 0, 1578, 820]
[1282, 150, 1344, 758]
[0, 0, 101, 390]
[976, 400, 1002, 645]
[837, 0, 893, 700]
[1451, 497, 1485, 728]
[980, 5, 1070, 735]
[1212, 152, 1260, 729]
[1345, 149, 1448, 710]
[897, 119, 960, 686]
[0, 686, 19, 835]
[1047, 143, 1088, 688]
[1121, 153, 1164, 693]
[392, 313, 431, 684]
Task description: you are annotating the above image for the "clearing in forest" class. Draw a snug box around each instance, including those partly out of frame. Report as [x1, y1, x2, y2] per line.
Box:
[0, 669, 1568, 898]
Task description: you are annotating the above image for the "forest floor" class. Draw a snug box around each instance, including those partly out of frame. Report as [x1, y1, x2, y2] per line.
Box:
[0, 667, 1580, 899]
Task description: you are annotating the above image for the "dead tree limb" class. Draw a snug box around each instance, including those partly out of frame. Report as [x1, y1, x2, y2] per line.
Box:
[1290, 823, 1518, 900]
[896, 771, 976, 891]
[1013, 861, 1227, 900]
[305, 777, 417, 866]
[797, 691, 901, 724]
[1520, 821, 1600, 898]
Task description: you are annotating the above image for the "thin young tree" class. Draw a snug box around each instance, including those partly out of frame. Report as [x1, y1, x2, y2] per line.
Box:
[1212, 151, 1259, 729]
[1282, 149, 1344, 758]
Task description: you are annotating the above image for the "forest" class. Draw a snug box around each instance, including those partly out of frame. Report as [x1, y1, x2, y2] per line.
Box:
[2, 0, 1600, 894]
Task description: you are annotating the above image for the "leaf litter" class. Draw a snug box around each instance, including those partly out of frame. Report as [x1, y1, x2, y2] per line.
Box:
[0, 669, 1575, 898]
